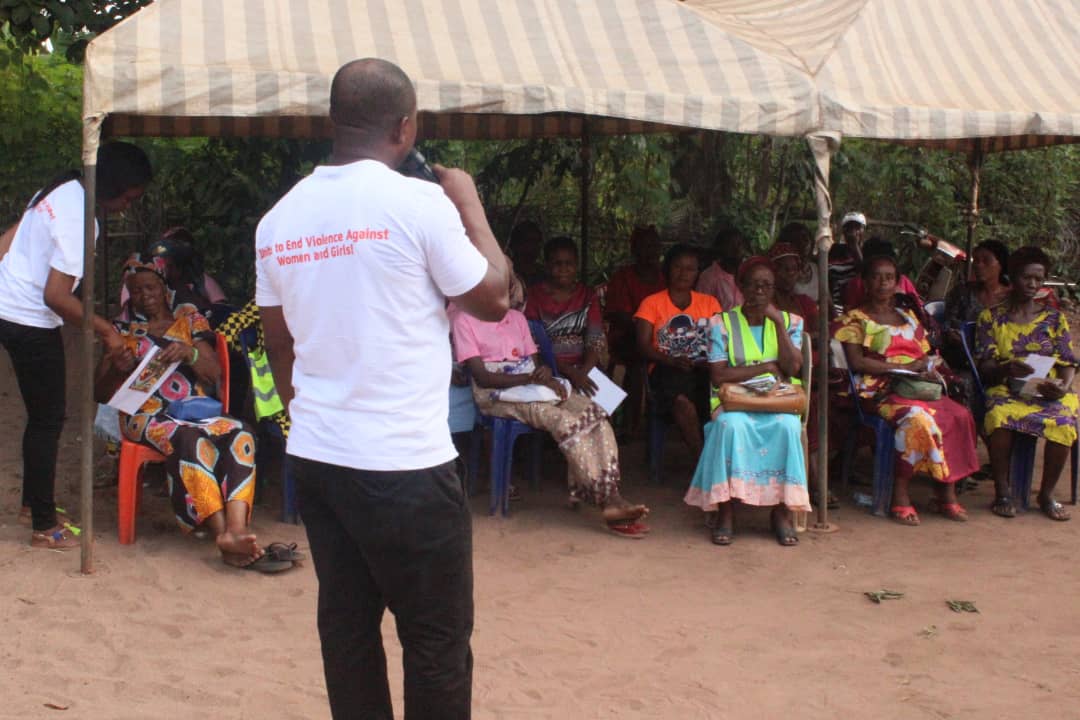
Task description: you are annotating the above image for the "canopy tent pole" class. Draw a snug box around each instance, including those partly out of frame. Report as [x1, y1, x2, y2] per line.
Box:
[79, 115, 105, 574]
[807, 132, 841, 533]
[964, 139, 984, 273]
[579, 121, 592, 282]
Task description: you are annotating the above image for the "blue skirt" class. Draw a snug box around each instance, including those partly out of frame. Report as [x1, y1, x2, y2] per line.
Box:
[685, 410, 811, 511]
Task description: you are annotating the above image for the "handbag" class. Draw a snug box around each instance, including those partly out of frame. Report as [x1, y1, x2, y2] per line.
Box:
[716, 382, 806, 415]
[893, 377, 943, 401]
[165, 396, 223, 421]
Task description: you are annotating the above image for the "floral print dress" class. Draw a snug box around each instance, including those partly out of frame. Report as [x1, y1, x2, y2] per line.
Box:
[835, 308, 979, 483]
[117, 307, 256, 530]
[976, 305, 1079, 446]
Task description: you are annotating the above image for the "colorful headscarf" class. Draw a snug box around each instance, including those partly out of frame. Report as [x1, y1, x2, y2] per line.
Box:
[121, 253, 168, 284]
[736, 255, 773, 285]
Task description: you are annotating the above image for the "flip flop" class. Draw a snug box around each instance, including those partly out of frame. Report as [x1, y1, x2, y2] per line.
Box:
[265, 542, 306, 562]
[606, 520, 649, 539]
[773, 525, 799, 546]
[240, 554, 294, 573]
[928, 498, 968, 522]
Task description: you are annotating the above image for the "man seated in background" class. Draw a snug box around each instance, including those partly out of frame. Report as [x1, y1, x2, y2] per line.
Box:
[605, 225, 665, 438]
[696, 227, 745, 310]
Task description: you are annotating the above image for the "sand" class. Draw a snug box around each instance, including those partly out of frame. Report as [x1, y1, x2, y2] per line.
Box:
[3, 329, 1080, 720]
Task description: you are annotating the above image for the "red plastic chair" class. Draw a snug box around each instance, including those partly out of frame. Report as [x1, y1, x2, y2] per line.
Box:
[117, 333, 230, 544]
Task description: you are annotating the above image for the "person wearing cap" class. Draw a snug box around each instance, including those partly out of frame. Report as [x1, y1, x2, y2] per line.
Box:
[826, 211, 866, 315]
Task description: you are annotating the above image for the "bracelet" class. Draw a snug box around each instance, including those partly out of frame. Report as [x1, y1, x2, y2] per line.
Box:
[187, 347, 199, 365]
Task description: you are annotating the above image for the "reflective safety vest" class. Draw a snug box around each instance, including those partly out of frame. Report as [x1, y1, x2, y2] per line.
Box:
[710, 308, 797, 413]
[248, 347, 284, 419]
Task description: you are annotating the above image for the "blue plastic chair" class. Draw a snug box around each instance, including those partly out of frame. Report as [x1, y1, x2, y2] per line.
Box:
[467, 320, 557, 516]
[958, 321, 1078, 508]
[838, 355, 896, 517]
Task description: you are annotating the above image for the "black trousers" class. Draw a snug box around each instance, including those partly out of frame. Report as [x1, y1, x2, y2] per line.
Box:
[0, 318, 65, 531]
[292, 456, 474, 720]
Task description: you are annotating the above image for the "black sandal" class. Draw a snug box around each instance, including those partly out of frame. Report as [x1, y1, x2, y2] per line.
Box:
[991, 496, 1017, 519]
[1038, 497, 1071, 522]
[710, 525, 734, 546]
[265, 542, 306, 562]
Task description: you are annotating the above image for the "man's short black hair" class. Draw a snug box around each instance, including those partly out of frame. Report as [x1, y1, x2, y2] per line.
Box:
[330, 58, 416, 136]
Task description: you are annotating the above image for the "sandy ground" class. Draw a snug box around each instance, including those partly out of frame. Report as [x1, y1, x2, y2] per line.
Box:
[3, 330, 1080, 720]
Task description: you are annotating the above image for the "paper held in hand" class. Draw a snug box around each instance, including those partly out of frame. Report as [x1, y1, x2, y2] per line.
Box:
[107, 345, 181, 414]
[587, 368, 627, 416]
[1013, 354, 1060, 399]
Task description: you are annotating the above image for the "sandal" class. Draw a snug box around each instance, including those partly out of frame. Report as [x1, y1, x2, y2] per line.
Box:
[990, 496, 1017, 519]
[928, 498, 969, 522]
[265, 542, 306, 562]
[1038, 497, 1071, 522]
[30, 524, 80, 550]
[773, 525, 799, 546]
[606, 520, 649, 539]
[890, 505, 920, 526]
[710, 525, 734, 546]
[227, 553, 294, 573]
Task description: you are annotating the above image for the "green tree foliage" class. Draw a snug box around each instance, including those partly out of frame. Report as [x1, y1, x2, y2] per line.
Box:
[0, 0, 150, 61]
[1, 46, 1076, 297]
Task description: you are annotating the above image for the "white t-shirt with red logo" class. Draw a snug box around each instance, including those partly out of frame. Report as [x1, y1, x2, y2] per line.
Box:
[0, 180, 97, 329]
[255, 160, 488, 472]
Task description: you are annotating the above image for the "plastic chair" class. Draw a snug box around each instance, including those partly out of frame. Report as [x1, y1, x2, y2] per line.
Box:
[835, 340, 896, 517]
[924, 300, 946, 324]
[117, 333, 231, 544]
[468, 320, 555, 516]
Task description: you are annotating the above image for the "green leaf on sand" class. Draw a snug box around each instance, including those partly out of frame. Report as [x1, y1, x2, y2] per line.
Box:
[947, 600, 979, 613]
[864, 589, 905, 604]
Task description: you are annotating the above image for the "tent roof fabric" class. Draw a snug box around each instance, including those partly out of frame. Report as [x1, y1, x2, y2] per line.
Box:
[85, 0, 1079, 150]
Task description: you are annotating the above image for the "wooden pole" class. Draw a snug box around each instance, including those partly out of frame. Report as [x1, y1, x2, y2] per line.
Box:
[965, 140, 984, 274]
[580, 120, 591, 283]
[79, 162, 97, 574]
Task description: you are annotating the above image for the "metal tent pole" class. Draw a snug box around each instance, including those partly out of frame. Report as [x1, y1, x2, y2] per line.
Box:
[79, 159, 97, 574]
[579, 120, 591, 282]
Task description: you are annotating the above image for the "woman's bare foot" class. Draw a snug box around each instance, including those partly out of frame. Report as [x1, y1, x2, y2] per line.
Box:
[216, 531, 263, 567]
[601, 497, 649, 523]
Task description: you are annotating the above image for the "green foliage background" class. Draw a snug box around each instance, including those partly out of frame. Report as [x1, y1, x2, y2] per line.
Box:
[2, 43, 1077, 300]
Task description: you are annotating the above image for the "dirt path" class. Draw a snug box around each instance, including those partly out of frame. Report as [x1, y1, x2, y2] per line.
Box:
[2, 333, 1080, 719]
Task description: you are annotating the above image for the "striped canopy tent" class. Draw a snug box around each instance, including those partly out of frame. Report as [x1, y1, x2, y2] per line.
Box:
[75, 0, 1080, 566]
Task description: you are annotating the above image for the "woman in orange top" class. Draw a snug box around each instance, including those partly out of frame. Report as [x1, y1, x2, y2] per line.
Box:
[634, 244, 722, 459]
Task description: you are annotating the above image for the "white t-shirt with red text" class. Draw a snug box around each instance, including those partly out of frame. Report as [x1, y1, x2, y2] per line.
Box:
[255, 160, 488, 472]
[0, 180, 97, 328]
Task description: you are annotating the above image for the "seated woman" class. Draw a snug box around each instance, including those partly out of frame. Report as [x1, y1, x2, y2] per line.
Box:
[942, 239, 1010, 364]
[451, 303, 649, 537]
[525, 236, 606, 396]
[685, 257, 811, 546]
[835, 252, 979, 525]
[977, 246, 1078, 521]
[634, 244, 722, 460]
[95, 256, 279, 570]
[120, 228, 228, 322]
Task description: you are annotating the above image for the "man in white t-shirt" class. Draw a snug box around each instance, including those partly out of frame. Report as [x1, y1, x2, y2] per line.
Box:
[257, 59, 508, 720]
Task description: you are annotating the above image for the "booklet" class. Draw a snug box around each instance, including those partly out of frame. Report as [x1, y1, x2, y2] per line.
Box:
[107, 345, 181, 414]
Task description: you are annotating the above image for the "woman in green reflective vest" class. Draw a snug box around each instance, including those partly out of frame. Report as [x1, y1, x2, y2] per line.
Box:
[684, 257, 812, 547]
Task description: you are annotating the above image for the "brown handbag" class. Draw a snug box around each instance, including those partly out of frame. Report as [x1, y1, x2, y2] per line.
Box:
[716, 382, 806, 415]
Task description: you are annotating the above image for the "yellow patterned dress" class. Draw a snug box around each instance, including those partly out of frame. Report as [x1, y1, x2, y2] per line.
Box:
[975, 305, 1079, 446]
[117, 308, 256, 530]
[835, 308, 979, 484]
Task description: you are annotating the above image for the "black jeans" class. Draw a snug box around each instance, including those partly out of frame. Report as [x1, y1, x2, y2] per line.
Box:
[0, 318, 65, 531]
[292, 456, 474, 720]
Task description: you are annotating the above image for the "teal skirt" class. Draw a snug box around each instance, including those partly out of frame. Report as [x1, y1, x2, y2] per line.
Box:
[685, 410, 811, 512]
